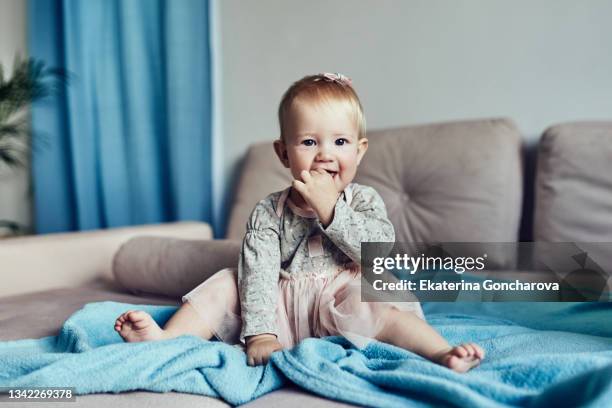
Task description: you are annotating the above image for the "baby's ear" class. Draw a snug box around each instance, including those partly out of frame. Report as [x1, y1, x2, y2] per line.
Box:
[273, 139, 290, 168]
[356, 138, 369, 165]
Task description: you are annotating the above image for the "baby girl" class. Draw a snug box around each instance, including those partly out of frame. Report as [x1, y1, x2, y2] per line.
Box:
[114, 73, 485, 372]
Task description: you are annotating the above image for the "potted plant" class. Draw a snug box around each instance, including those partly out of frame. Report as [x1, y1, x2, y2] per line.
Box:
[0, 56, 66, 237]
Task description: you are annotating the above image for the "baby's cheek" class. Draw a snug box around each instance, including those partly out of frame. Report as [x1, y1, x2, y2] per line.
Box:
[341, 160, 358, 174]
[339, 168, 357, 187]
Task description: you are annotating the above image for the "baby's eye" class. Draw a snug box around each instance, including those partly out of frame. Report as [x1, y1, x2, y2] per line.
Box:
[335, 138, 349, 146]
[302, 139, 316, 146]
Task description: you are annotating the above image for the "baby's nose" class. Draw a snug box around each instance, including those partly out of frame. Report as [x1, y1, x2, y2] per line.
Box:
[315, 145, 334, 161]
[315, 151, 333, 161]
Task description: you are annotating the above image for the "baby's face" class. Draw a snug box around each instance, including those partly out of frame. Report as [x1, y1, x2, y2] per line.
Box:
[276, 100, 368, 193]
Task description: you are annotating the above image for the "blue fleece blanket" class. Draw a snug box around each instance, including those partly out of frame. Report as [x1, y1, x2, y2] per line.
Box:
[1, 301, 611, 407]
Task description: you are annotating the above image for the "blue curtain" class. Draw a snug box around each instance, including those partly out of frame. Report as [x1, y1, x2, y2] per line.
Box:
[28, 0, 212, 233]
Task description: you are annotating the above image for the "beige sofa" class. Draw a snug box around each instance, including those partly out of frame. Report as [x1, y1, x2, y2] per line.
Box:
[1, 118, 611, 407]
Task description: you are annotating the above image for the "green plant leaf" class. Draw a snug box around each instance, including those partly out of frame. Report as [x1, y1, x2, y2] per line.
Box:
[0, 56, 67, 168]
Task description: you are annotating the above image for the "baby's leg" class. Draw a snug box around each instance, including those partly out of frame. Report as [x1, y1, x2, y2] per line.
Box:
[376, 309, 485, 373]
[114, 302, 214, 342]
[115, 268, 239, 343]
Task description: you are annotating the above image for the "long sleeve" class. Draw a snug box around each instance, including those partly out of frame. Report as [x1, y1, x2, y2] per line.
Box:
[319, 185, 395, 264]
[238, 202, 281, 342]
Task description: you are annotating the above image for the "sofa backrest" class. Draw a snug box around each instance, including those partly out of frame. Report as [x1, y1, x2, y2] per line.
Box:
[534, 122, 612, 242]
[225, 118, 524, 260]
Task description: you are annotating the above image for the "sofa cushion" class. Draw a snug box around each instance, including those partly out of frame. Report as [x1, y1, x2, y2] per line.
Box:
[356, 118, 522, 246]
[534, 122, 612, 242]
[226, 119, 523, 266]
[113, 237, 241, 298]
[225, 143, 293, 240]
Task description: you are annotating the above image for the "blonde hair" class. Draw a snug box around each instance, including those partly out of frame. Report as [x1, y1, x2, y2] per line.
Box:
[278, 74, 366, 141]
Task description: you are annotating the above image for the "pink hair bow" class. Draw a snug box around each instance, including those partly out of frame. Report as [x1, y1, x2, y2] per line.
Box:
[320, 72, 353, 86]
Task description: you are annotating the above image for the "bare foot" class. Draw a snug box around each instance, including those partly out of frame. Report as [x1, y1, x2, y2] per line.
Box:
[114, 310, 167, 342]
[435, 343, 485, 373]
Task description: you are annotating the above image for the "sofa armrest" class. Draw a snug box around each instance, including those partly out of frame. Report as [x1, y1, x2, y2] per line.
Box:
[0, 221, 212, 297]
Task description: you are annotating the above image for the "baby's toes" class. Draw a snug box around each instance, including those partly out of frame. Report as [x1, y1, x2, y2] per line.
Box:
[118, 310, 135, 322]
[127, 310, 147, 321]
[462, 343, 477, 358]
[466, 343, 484, 359]
[473, 344, 485, 359]
[114, 316, 125, 329]
[115, 311, 138, 329]
[453, 345, 469, 358]
[126, 311, 151, 329]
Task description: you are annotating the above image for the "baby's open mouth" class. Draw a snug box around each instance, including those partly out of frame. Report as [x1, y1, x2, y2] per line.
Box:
[324, 170, 338, 177]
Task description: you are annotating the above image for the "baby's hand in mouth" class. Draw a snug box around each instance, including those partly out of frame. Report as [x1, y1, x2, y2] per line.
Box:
[292, 169, 341, 226]
[314, 168, 337, 179]
[309, 168, 339, 187]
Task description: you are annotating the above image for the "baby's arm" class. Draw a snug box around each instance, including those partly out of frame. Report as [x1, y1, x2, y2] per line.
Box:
[244, 333, 282, 366]
[238, 201, 284, 365]
[319, 185, 395, 264]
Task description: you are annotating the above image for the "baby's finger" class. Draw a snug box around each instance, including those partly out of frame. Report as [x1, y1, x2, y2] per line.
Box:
[311, 168, 324, 175]
[254, 352, 264, 366]
[292, 179, 306, 194]
[300, 170, 312, 182]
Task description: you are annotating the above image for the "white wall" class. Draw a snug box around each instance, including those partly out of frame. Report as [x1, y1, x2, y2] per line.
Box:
[3, 1, 612, 237]
[0, 0, 29, 235]
[215, 0, 612, 236]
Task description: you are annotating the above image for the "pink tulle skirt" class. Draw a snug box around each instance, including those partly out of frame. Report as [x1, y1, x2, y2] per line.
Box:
[182, 265, 425, 349]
